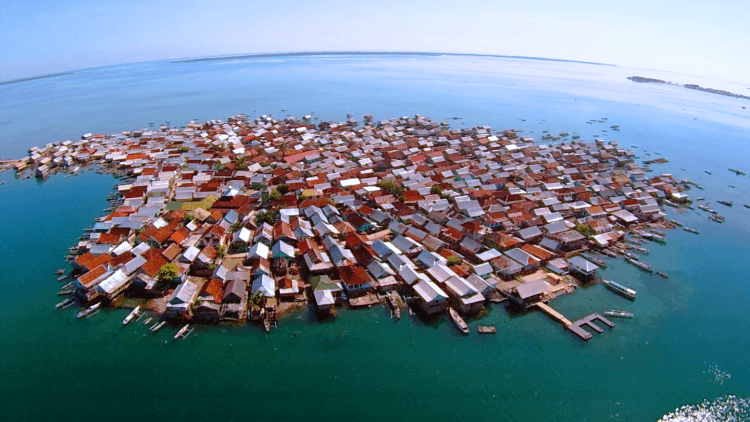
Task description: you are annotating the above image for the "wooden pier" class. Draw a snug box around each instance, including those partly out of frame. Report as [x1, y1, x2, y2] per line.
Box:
[534, 303, 614, 341]
[535, 302, 572, 326]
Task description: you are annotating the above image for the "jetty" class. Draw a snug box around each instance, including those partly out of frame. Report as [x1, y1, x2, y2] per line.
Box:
[567, 314, 615, 340]
[535, 303, 614, 341]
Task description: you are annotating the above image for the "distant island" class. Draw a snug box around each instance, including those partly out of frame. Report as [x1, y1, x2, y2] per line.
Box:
[628, 76, 750, 101]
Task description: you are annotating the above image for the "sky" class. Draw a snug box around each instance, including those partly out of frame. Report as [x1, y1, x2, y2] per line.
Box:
[1, 0, 749, 84]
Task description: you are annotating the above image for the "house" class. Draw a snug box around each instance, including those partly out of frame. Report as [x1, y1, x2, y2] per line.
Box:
[338, 265, 373, 298]
[490, 255, 523, 280]
[310, 274, 342, 311]
[166, 280, 199, 318]
[567, 256, 599, 281]
[222, 278, 247, 320]
[271, 240, 295, 261]
[412, 280, 449, 315]
[251, 274, 276, 297]
[505, 248, 541, 272]
[552, 230, 587, 251]
[513, 279, 547, 308]
[442, 276, 485, 314]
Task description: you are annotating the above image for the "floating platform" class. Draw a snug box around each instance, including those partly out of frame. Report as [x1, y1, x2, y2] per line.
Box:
[567, 313, 615, 341]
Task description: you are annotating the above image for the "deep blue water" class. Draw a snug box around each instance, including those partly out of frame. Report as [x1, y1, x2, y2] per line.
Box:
[0, 54, 748, 422]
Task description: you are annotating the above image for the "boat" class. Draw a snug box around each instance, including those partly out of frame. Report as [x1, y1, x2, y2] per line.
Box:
[56, 274, 69, 281]
[55, 298, 75, 309]
[648, 229, 666, 236]
[76, 302, 101, 318]
[705, 171, 712, 175]
[626, 257, 654, 273]
[572, 133, 580, 139]
[697, 197, 705, 201]
[448, 308, 469, 335]
[669, 219, 683, 227]
[682, 226, 699, 234]
[581, 252, 608, 268]
[604, 310, 634, 318]
[143, 317, 153, 325]
[58, 285, 75, 295]
[626, 244, 650, 255]
[150, 321, 166, 332]
[174, 324, 192, 340]
[709, 214, 725, 223]
[744, 204, 750, 209]
[698, 204, 717, 214]
[601, 279, 637, 300]
[122, 306, 141, 326]
[656, 271, 669, 279]
[263, 319, 271, 332]
[55, 269, 66, 275]
[478, 326, 497, 334]
[717, 200, 733, 207]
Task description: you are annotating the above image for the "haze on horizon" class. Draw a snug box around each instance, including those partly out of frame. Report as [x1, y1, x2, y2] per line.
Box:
[1, 0, 748, 85]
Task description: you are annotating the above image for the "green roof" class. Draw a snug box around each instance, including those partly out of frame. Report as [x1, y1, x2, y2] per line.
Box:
[180, 194, 218, 211]
[310, 275, 338, 291]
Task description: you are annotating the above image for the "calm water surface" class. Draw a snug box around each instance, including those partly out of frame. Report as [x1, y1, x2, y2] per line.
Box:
[1, 54, 748, 422]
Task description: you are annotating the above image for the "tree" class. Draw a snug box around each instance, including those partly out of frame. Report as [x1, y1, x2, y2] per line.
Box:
[216, 245, 227, 259]
[230, 221, 243, 233]
[377, 180, 403, 196]
[447, 256, 463, 266]
[157, 263, 179, 283]
[276, 184, 289, 195]
[255, 209, 276, 226]
[269, 189, 281, 202]
[236, 156, 249, 171]
[430, 185, 442, 196]
[575, 224, 595, 238]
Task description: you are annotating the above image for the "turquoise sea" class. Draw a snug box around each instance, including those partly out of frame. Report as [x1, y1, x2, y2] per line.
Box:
[1, 54, 749, 422]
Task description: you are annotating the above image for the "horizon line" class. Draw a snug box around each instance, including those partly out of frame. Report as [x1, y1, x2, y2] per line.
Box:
[0, 51, 614, 86]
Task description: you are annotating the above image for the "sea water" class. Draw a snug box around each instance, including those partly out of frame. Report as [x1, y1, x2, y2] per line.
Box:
[0, 54, 748, 422]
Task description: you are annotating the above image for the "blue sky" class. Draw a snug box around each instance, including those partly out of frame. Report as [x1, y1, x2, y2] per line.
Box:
[1, 0, 748, 84]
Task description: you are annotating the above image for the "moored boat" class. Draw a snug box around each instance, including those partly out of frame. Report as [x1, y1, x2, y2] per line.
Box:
[656, 271, 669, 279]
[150, 321, 166, 332]
[601, 279, 637, 300]
[76, 302, 101, 318]
[56, 298, 75, 309]
[448, 307, 469, 334]
[717, 200, 733, 207]
[604, 310, 634, 318]
[682, 226, 699, 234]
[122, 306, 141, 326]
[174, 324, 192, 340]
[709, 214, 725, 223]
[478, 325, 497, 334]
[626, 257, 653, 273]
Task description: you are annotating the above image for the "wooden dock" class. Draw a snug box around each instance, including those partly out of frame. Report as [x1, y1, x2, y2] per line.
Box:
[535, 302, 572, 326]
[567, 313, 615, 341]
[534, 303, 614, 341]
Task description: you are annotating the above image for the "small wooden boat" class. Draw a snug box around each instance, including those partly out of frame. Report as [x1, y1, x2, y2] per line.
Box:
[263, 319, 271, 333]
[717, 200, 733, 207]
[682, 226, 699, 234]
[448, 307, 469, 335]
[604, 310, 634, 318]
[56, 298, 75, 309]
[122, 306, 141, 326]
[656, 271, 669, 279]
[143, 317, 153, 325]
[55, 269, 66, 275]
[174, 324, 192, 340]
[57, 274, 69, 281]
[478, 325, 497, 334]
[58, 286, 75, 296]
[76, 302, 100, 318]
[150, 321, 166, 332]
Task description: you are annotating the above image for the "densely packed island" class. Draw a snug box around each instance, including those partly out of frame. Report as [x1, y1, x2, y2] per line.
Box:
[10, 114, 697, 338]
